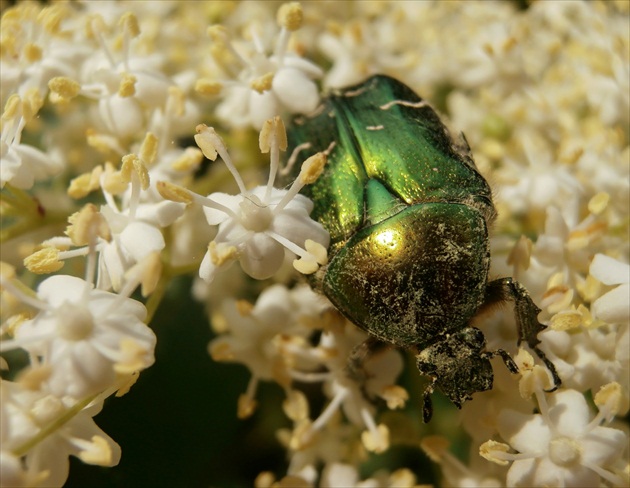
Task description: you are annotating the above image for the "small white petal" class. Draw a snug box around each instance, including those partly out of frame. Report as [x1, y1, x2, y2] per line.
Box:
[240, 233, 284, 279]
[591, 284, 630, 324]
[273, 67, 320, 115]
[119, 221, 165, 261]
[590, 254, 630, 285]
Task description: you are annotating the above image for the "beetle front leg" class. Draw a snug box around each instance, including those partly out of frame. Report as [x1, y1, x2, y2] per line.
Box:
[422, 379, 436, 423]
[483, 277, 561, 391]
[481, 348, 519, 374]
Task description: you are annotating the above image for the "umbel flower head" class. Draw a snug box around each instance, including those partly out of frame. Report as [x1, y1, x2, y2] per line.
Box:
[158, 117, 330, 283]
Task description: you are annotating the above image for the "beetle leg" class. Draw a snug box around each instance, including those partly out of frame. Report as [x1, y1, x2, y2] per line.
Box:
[481, 349, 519, 374]
[483, 277, 562, 391]
[422, 379, 436, 423]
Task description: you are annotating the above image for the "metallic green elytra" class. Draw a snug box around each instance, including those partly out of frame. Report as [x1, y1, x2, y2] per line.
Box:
[286, 75, 560, 422]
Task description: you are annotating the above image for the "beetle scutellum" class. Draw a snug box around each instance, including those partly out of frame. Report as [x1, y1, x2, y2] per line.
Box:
[285, 75, 561, 422]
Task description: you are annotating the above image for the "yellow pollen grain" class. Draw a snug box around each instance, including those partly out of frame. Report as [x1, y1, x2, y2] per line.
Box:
[118, 73, 137, 97]
[588, 192, 610, 215]
[594, 382, 623, 416]
[78, 436, 113, 465]
[86, 129, 118, 155]
[139, 252, 162, 297]
[0, 261, 16, 280]
[237, 393, 257, 419]
[277, 2, 303, 31]
[102, 162, 128, 195]
[550, 309, 582, 331]
[167, 86, 185, 117]
[114, 339, 147, 374]
[119, 12, 140, 38]
[299, 152, 326, 184]
[66, 203, 111, 245]
[250, 72, 274, 94]
[210, 42, 238, 74]
[194, 124, 219, 161]
[381, 385, 409, 409]
[282, 390, 309, 421]
[361, 424, 389, 453]
[207, 24, 228, 42]
[209, 341, 234, 361]
[48, 77, 81, 101]
[305, 239, 327, 265]
[208, 241, 238, 266]
[2, 94, 21, 120]
[479, 440, 510, 466]
[235, 299, 254, 316]
[23, 88, 43, 119]
[293, 256, 318, 275]
[23, 42, 42, 62]
[259, 116, 287, 153]
[156, 180, 193, 205]
[85, 14, 106, 40]
[67, 165, 104, 199]
[38, 5, 65, 34]
[139, 132, 158, 166]
[195, 78, 223, 96]
[23, 247, 64, 274]
[171, 147, 202, 172]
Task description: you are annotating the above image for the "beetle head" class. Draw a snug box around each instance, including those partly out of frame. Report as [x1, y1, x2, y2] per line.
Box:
[416, 327, 494, 421]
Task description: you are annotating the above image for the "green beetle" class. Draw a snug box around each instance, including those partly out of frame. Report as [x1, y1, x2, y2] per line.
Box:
[286, 75, 560, 422]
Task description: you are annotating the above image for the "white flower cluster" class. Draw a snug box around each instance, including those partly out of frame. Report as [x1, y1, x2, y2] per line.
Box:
[0, 1, 628, 487]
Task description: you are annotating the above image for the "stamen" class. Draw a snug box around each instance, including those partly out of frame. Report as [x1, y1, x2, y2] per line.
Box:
[195, 124, 247, 194]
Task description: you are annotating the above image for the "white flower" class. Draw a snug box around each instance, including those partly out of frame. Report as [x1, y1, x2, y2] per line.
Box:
[0, 93, 63, 189]
[0, 275, 155, 398]
[209, 283, 329, 417]
[0, 4, 89, 100]
[482, 389, 627, 487]
[207, 3, 322, 129]
[0, 380, 121, 488]
[181, 121, 329, 283]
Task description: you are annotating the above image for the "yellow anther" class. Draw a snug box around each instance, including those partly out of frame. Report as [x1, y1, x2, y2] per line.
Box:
[139, 132, 158, 166]
[207, 24, 229, 42]
[250, 72, 274, 94]
[119, 12, 140, 38]
[208, 241, 238, 266]
[167, 86, 185, 117]
[38, 5, 65, 34]
[121, 154, 150, 190]
[156, 180, 193, 205]
[195, 78, 223, 96]
[194, 124, 219, 161]
[2, 94, 21, 120]
[85, 14, 107, 40]
[66, 203, 111, 245]
[23, 247, 64, 274]
[259, 116, 287, 153]
[102, 162, 128, 195]
[277, 2, 303, 31]
[48, 77, 81, 101]
[67, 166, 104, 199]
[118, 73, 137, 97]
[299, 152, 326, 185]
[588, 192, 610, 215]
[479, 440, 511, 466]
[23, 42, 42, 62]
[171, 147, 203, 172]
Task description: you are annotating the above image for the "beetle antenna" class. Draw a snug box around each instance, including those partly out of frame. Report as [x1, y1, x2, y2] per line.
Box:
[281, 142, 311, 177]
